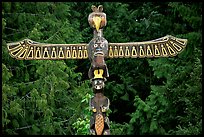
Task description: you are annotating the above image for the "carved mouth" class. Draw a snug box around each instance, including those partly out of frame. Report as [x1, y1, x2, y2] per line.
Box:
[94, 51, 104, 56]
[95, 85, 102, 89]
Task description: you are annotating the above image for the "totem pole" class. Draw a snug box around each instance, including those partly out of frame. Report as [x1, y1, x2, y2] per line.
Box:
[7, 5, 187, 135]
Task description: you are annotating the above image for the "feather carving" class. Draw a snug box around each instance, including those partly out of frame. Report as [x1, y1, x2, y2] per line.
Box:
[108, 35, 187, 58]
[7, 35, 187, 60]
[7, 39, 88, 60]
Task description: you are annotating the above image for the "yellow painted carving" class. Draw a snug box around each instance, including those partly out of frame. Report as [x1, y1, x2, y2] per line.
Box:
[43, 47, 50, 58]
[161, 44, 168, 56]
[146, 45, 153, 56]
[125, 46, 130, 57]
[114, 46, 118, 57]
[72, 47, 77, 58]
[51, 47, 57, 58]
[83, 46, 88, 59]
[93, 108, 97, 112]
[154, 45, 160, 56]
[101, 107, 106, 112]
[10, 46, 23, 57]
[78, 47, 83, 59]
[35, 47, 41, 59]
[139, 46, 145, 57]
[58, 47, 65, 58]
[66, 47, 71, 58]
[26, 47, 34, 59]
[94, 69, 104, 79]
[18, 47, 28, 59]
[170, 41, 182, 51]
[131, 46, 137, 57]
[109, 46, 113, 57]
[119, 46, 124, 57]
[166, 43, 175, 55]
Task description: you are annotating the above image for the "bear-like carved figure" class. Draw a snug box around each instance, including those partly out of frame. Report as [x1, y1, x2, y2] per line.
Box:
[89, 92, 110, 135]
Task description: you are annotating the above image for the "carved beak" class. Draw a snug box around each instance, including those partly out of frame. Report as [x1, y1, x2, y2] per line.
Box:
[93, 16, 101, 31]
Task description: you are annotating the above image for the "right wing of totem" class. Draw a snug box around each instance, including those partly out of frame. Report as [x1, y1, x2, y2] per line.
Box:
[7, 39, 88, 60]
[108, 35, 187, 58]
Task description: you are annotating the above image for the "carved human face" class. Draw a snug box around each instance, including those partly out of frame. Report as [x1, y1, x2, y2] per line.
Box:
[88, 37, 108, 59]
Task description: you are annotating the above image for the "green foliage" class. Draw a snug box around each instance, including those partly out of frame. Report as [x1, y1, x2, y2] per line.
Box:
[128, 86, 168, 135]
[2, 2, 201, 135]
[72, 92, 92, 135]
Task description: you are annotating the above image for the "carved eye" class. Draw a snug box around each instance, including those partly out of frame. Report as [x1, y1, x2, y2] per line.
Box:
[100, 44, 104, 48]
[94, 44, 98, 48]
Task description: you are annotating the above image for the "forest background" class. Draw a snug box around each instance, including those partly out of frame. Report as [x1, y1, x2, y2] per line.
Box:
[2, 2, 202, 135]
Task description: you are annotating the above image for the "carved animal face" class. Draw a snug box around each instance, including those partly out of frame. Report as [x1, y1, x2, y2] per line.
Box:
[88, 5, 107, 31]
[92, 79, 104, 90]
[88, 37, 108, 68]
[88, 37, 108, 58]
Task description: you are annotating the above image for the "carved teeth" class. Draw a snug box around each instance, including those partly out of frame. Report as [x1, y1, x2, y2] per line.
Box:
[94, 51, 104, 56]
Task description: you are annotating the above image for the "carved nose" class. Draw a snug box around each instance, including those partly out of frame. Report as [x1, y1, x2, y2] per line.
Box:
[96, 48, 102, 52]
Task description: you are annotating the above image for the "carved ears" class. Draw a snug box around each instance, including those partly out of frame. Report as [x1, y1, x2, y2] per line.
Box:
[91, 5, 97, 12]
[98, 5, 103, 12]
[91, 5, 103, 12]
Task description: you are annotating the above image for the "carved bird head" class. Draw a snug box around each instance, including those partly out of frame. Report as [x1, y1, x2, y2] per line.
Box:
[88, 5, 107, 31]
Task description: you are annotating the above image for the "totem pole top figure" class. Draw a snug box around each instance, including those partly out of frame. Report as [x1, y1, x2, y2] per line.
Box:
[87, 5, 109, 84]
[88, 5, 107, 32]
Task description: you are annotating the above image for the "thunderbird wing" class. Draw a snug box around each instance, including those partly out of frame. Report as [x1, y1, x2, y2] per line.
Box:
[107, 35, 187, 58]
[7, 39, 88, 60]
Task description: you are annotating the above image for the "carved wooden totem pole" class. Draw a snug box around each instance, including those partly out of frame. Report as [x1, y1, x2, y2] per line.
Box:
[7, 5, 187, 135]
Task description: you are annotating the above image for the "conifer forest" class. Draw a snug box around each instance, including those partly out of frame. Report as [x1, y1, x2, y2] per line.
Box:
[2, 2, 202, 135]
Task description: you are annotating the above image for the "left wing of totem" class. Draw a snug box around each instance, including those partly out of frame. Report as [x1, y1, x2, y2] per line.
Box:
[7, 35, 187, 60]
[7, 39, 88, 60]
